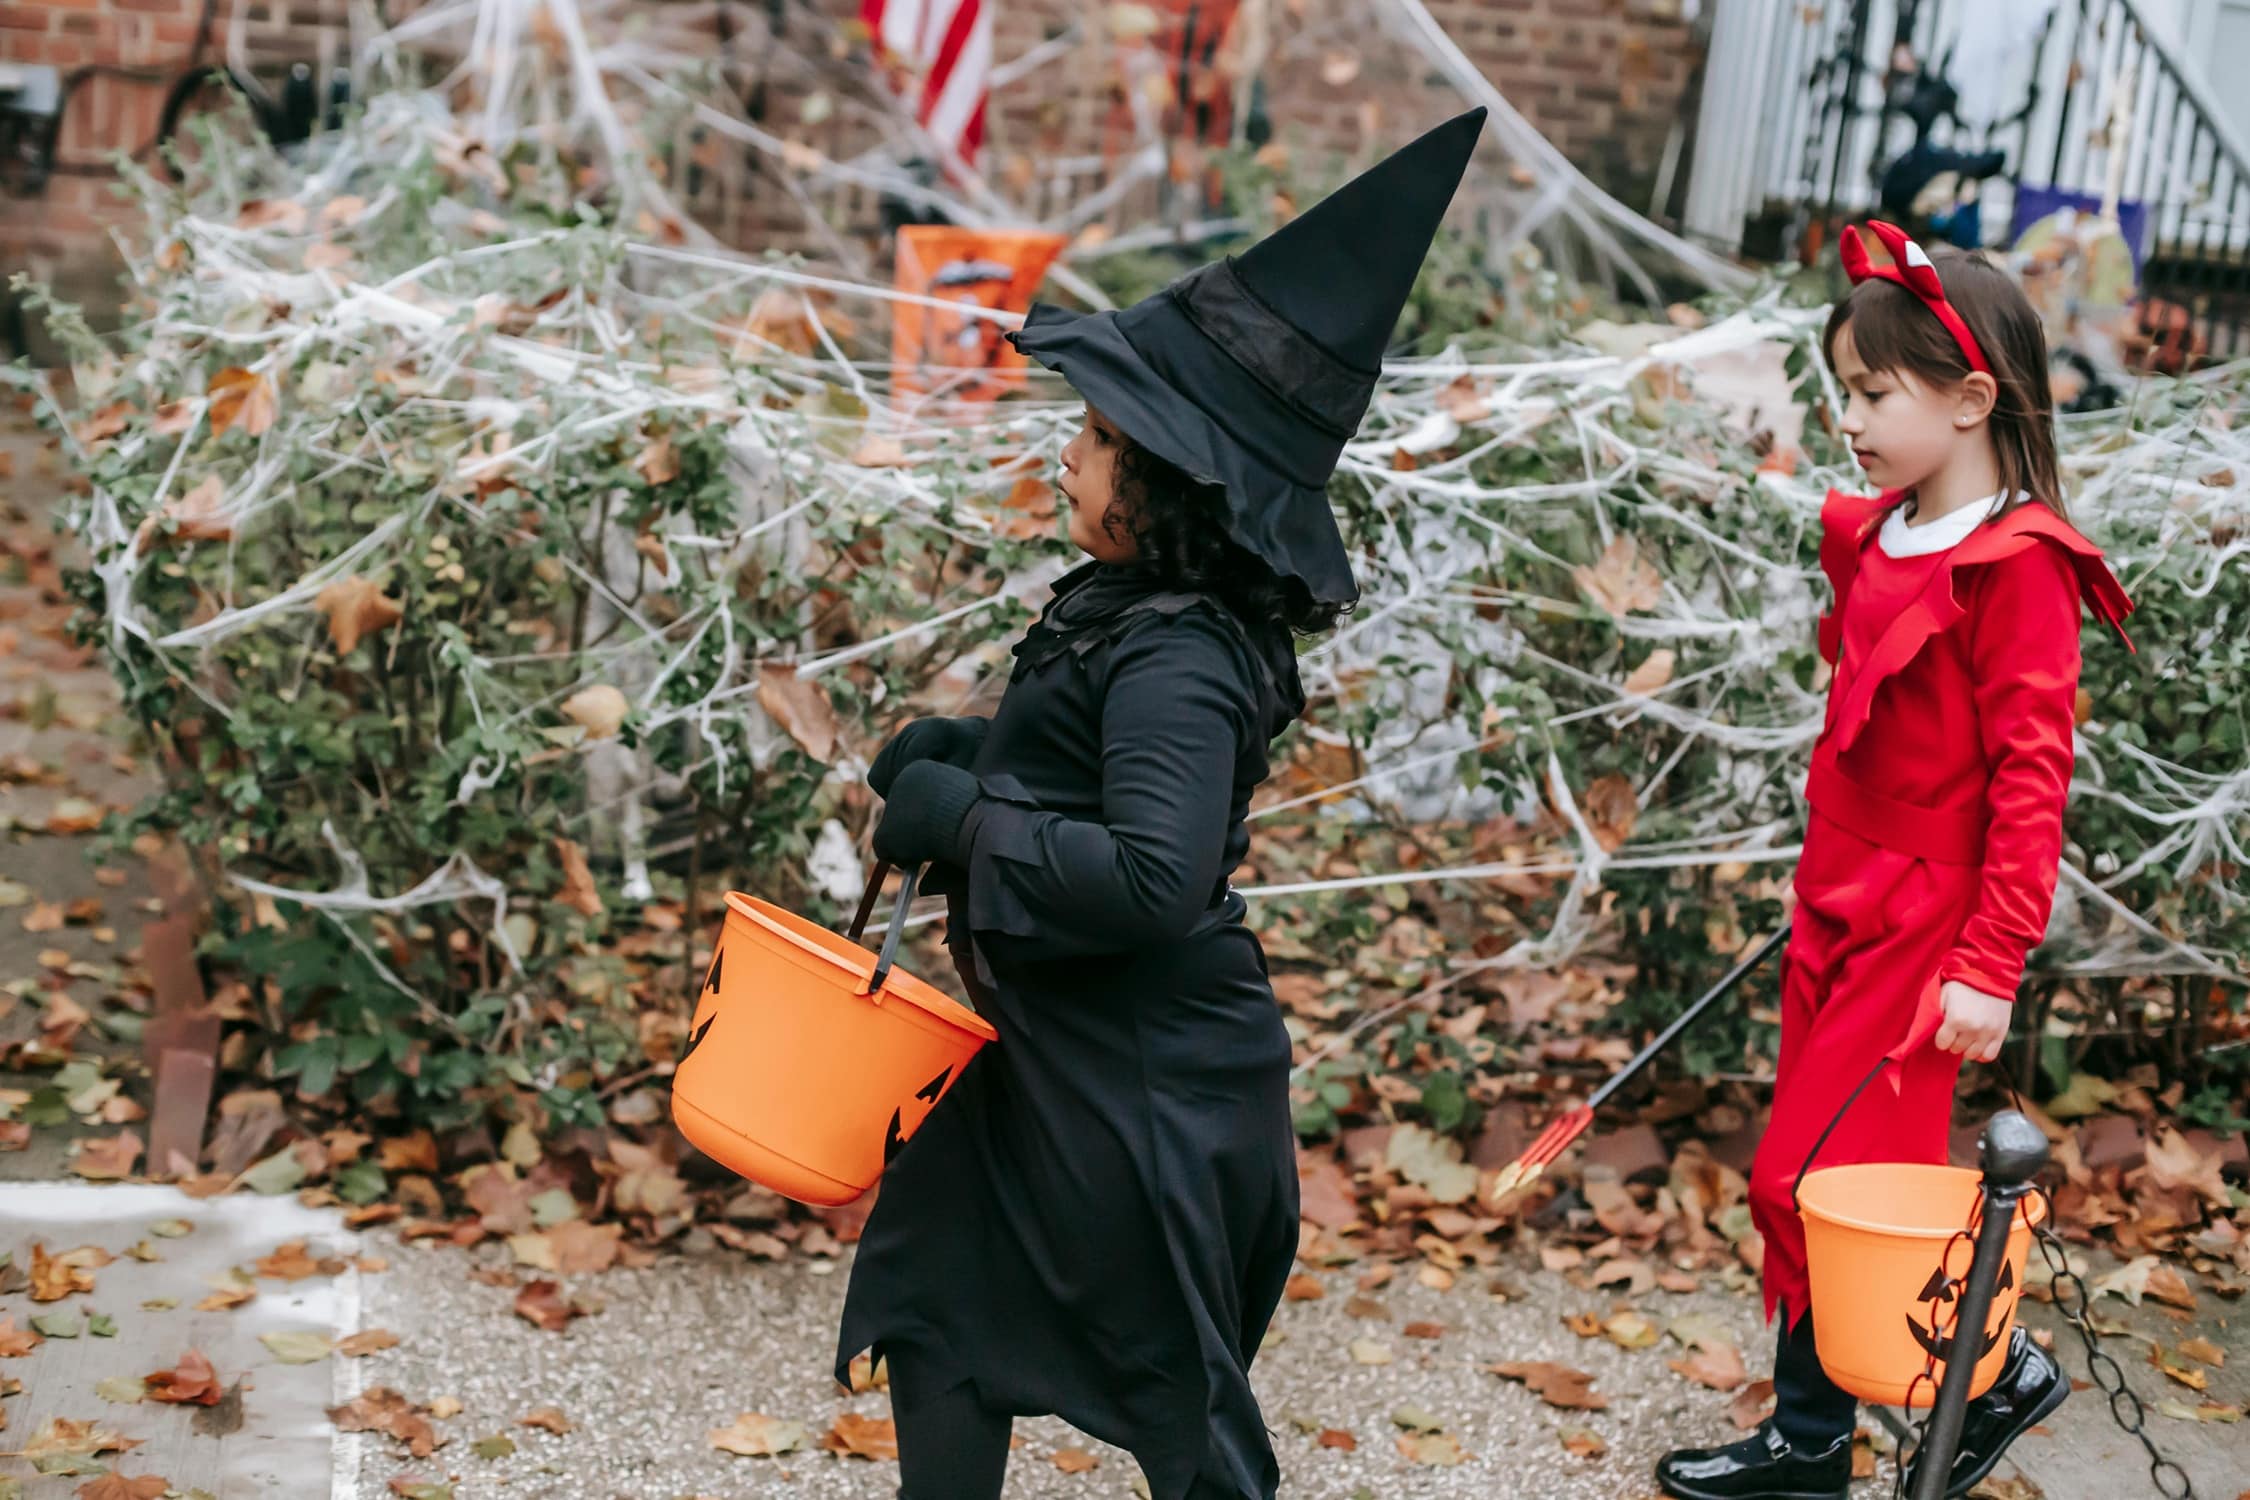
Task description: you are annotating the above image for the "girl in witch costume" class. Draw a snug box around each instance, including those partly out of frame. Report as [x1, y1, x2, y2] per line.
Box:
[835, 110, 1487, 1500]
[1657, 223, 2134, 1500]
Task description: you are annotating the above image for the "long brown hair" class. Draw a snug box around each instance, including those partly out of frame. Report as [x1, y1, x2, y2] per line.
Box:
[1822, 246, 2067, 522]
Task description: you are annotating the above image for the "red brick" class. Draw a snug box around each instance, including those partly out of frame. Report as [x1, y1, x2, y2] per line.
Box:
[0, 4, 51, 31]
[149, 17, 215, 47]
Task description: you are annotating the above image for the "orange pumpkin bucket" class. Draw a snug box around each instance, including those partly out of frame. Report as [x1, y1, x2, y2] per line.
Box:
[670, 863, 996, 1206]
[1798, 1162, 2047, 1406]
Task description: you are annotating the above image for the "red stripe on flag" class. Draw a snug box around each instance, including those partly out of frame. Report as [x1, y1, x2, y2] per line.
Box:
[919, 0, 981, 123]
[863, 0, 989, 167]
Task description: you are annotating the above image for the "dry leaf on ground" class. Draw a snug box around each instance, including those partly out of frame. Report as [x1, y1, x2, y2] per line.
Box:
[75, 1472, 172, 1500]
[254, 1240, 332, 1281]
[0, 1315, 43, 1356]
[1488, 1360, 1609, 1410]
[31, 1243, 113, 1302]
[70, 1133, 142, 1181]
[337, 1329, 401, 1357]
[821, 1412, 899, 1461]
[328, 1387, 445, 1458]
[512, 1279, 580, 1332]
[708, 1412, 804, 1457]
[1729, 1378, 1777, 1430]
[1670, 1341, 1749, 1391]
[143, 1350, 223, 1406]
[260, 1330, 334, 1364]
[1396, 1430, 1469, 1466]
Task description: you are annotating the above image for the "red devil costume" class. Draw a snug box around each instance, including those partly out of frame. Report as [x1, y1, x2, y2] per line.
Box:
[1748, 220, 2137, 1327]
[1661, 222, 2135, 1500]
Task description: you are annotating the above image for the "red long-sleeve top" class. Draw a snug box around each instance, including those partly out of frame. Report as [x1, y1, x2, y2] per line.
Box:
[1810, 490, 2135, 997]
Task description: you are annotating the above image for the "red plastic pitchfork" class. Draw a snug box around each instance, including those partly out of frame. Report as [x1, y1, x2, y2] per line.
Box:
[1491, 922, 1793, 1198]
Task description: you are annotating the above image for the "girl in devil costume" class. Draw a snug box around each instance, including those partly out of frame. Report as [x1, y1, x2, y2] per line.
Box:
[838, 112, 1487, 1500]
[1656, 221, 2135, 1500]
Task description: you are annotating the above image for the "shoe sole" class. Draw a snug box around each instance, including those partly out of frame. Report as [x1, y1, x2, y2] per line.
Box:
[1657, 1474, 1848, 1500]
[1939, 1374, 2071, 1499]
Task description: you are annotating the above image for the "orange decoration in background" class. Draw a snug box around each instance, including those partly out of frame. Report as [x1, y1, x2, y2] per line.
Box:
[890, 226, 1066, 404]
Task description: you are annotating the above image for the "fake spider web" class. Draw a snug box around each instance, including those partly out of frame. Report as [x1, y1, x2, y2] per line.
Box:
[39, 0, 2248, 1012]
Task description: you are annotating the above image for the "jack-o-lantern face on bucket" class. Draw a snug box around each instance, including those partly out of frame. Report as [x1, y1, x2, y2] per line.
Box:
[883, 1066, 956, 1165]
[678, 948, 726, 1065]
[1905, 1257, 2015, 1367]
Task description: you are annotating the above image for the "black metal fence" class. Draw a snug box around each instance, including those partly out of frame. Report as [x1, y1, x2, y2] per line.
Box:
[1784, 0, 2249, 366]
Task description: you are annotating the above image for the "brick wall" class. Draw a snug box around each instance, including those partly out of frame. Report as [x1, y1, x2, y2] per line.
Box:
[1, 0, 1702, 340]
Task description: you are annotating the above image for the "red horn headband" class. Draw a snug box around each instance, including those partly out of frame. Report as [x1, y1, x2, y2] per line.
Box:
[1839, 220, 1991, 376]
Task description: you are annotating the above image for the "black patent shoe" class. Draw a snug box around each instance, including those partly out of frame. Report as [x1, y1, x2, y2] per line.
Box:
[1656, 1421, 1851, 1500]
[1902, 1327, 2067, 1498]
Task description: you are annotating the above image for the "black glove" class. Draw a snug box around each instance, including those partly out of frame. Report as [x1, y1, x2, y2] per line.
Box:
[872, 759, 983, 867]
[867, 716, 989, 798]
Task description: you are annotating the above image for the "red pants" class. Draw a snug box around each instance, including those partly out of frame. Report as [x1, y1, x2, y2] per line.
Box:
[1750, 813, 1971, 1323]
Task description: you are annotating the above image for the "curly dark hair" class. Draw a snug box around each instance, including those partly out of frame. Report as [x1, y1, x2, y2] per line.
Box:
[1098, 437, 1351, 639]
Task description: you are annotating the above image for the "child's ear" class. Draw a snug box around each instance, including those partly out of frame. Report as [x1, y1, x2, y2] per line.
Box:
[1954, 370, 1998, 428]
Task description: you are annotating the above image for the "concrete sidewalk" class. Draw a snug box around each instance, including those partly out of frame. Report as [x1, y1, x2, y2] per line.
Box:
[7, 1170, 2243, 1499]
[320, 1227, 2244, 1500]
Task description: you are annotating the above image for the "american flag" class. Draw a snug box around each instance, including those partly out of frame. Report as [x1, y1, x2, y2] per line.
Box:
[861, 0, 992, 169]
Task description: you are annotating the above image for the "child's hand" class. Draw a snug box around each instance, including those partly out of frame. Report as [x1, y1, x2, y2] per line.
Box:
[1934, 980, 2012, 1063]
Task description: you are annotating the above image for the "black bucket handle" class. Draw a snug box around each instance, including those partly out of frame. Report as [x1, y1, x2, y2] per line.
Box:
[1791, 976, 1952, 1210]
[847, 860, 921, 998]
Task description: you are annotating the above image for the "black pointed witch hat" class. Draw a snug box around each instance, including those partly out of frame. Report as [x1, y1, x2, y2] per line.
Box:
[1005, 108, 1487, 609]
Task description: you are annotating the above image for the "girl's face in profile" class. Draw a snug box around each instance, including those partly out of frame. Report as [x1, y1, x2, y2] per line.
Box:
[1057, 403, 1140, 564]
[1830, 322, 1988, 495]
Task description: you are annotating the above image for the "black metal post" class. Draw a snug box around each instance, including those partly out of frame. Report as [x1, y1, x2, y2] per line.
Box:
[1911, 1112, 2050, 1500]
[1821, 1, 1875, 256]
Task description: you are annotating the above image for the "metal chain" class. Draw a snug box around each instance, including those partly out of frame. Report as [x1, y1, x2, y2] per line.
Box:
[2030, 1188, 2197, 1499]
[1889, 1185, 2199, 1499]
[1891, 1225, 1975, 1500]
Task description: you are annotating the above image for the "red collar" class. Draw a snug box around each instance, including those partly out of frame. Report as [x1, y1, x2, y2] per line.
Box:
[1820, 488, 2134, 643]
[1817, 489, 2136, 754]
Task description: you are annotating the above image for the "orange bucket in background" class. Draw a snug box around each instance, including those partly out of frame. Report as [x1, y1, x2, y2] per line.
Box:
[1798, 1162, 2047, 1406]
[670, 863, 995, 1206]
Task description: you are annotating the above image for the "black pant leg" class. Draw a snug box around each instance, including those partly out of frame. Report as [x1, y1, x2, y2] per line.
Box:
[1771, 1306, 1858, 1450]
[889, 1345, 1014, 1500]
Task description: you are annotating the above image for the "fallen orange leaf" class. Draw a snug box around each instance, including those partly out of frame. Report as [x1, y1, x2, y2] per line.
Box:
[512, 1279, 579, 1332]
[0, 1314, 43, 1356]
[75, 1472, 172, 1500]
[1488, 1360, 1609, 1411]
[70, 1131, 143, 1182]
[144, 1349, 224, 1406]
[821, 1412, 898, 1461]
[30, 1242, 113, 1301]
[328, 1387, 446, 1457]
